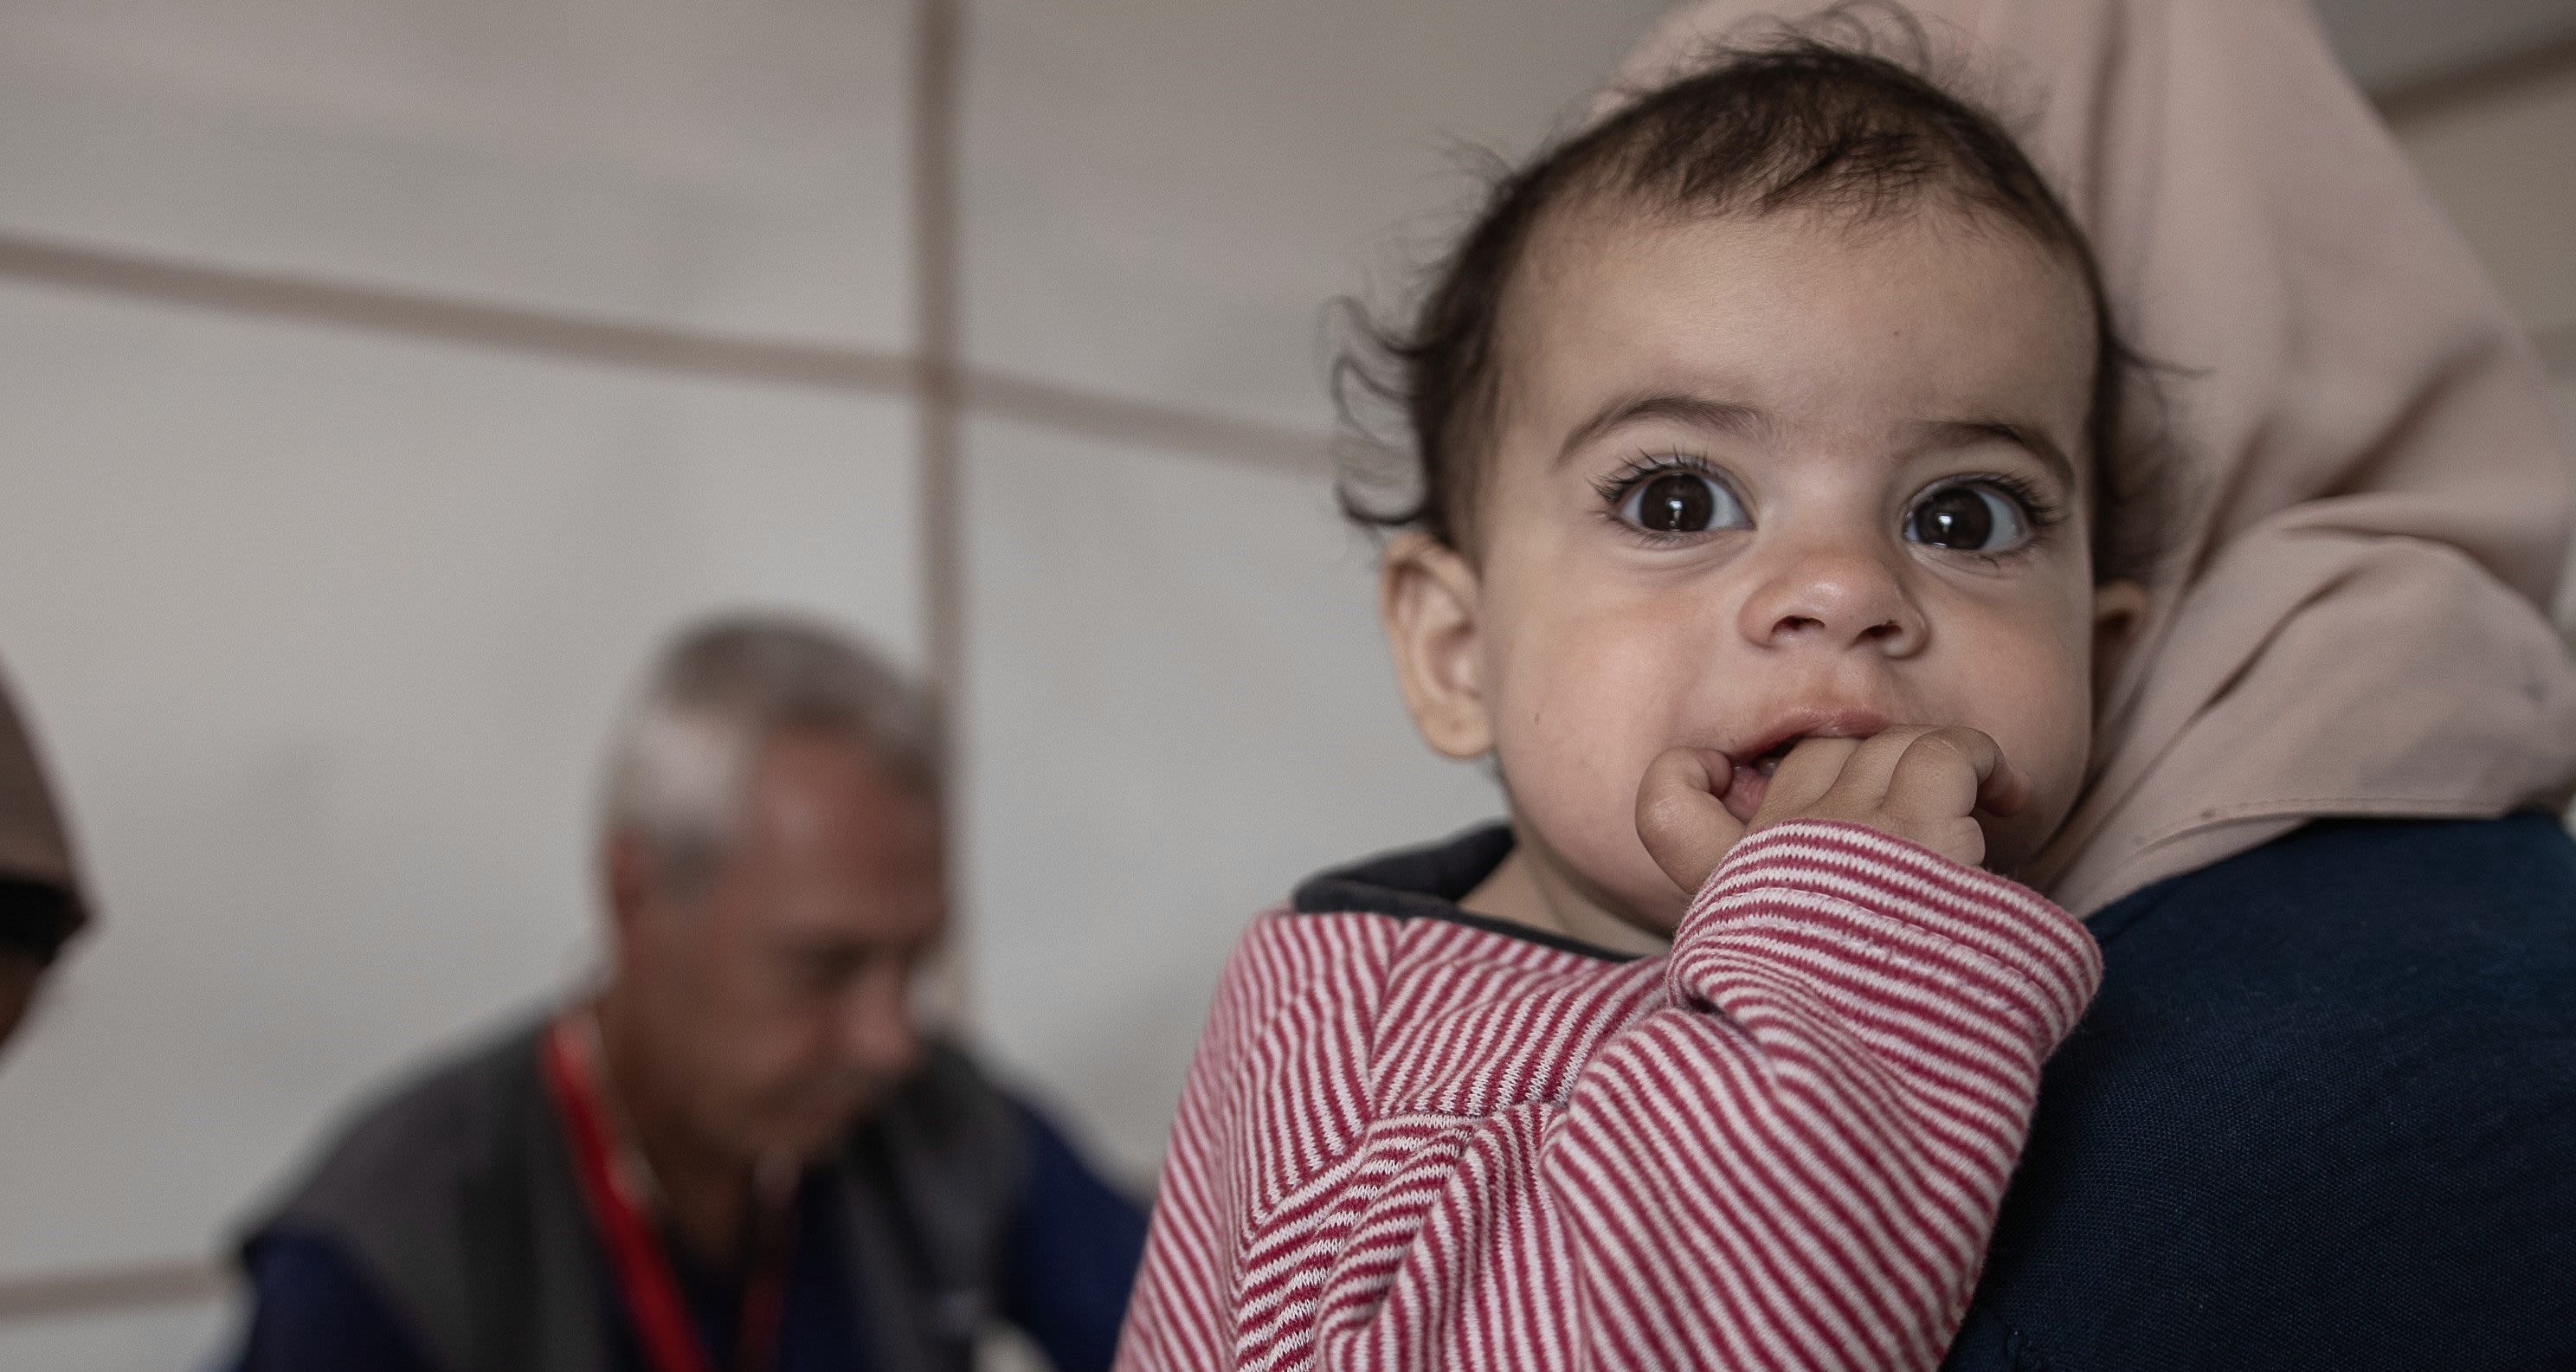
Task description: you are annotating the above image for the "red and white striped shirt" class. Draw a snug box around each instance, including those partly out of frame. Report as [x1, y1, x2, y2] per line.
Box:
[1116, 821, 2103, 1372]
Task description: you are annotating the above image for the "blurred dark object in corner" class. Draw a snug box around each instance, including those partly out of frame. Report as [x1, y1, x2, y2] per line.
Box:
[0, 661, 89, 1054]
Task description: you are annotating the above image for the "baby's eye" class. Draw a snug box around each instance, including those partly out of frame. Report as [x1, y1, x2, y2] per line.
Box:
[1617, 469, 1748, 536]
[1904, 481, 2032, 552]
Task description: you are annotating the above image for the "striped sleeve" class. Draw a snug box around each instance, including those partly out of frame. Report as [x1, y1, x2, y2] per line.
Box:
[1117, 909, 1391, 1371]
[1541, 821, 2102, 1369]
[1116, 820, 2101, 1371]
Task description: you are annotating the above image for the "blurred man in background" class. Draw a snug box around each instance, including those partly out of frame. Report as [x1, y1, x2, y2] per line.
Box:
[234, 614, 1145, 1372]
[0, 663, 89, 1057]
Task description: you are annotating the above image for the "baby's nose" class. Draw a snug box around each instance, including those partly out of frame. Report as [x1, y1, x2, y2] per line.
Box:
[1740, 544, 1926, 654]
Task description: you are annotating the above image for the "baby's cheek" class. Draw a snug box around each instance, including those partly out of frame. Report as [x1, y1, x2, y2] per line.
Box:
[1491, 641, 1690, 909]
[1977, 667, 2096, 870]
[1502, 731, 1677, 918]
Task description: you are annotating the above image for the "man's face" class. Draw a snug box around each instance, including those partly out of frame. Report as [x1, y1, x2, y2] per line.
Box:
[613, 731, 946, 1167]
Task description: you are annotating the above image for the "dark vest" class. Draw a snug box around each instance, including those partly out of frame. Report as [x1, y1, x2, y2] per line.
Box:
[244, 1015, 1029, 1372]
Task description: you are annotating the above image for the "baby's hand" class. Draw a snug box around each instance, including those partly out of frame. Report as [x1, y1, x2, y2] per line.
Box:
[1636, 727, 2028, 897]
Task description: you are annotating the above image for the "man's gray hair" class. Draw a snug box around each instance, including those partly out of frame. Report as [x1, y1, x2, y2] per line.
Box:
[602, 612, 940, 892]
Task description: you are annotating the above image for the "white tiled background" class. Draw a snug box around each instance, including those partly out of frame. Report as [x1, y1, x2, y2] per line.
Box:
[0, 3, 2569, 1368]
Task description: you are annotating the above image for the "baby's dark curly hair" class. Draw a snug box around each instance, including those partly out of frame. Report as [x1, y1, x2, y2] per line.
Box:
[1336, 20, 2163, 585]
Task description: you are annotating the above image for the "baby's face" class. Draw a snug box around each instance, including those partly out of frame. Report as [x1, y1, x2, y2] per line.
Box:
[1411, 205, 2126, 931]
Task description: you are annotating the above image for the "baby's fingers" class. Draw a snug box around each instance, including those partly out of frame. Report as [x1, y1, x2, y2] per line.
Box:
[1753, 735, 1860, 826]
[1636, 746, 1745, 897]
[1886, 726, 2021, 821]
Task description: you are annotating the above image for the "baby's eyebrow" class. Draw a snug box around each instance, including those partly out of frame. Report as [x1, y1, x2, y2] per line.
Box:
[1555, 393, 1768, 467]
[1917, 419, 2077, 487]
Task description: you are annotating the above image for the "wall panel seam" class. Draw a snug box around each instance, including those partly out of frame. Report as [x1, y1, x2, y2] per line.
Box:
[0, 1257, 229, 1324]
[0, 229, 1341, 474]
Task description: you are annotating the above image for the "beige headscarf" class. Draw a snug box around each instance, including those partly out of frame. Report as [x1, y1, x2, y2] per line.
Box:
[1611, 0, 2576, 914]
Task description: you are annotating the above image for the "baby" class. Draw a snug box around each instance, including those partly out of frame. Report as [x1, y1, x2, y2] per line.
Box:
[1119, 36, 2148, 1372]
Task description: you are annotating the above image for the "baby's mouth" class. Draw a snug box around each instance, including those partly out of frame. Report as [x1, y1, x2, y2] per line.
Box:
[1722, 738, 1800, 823]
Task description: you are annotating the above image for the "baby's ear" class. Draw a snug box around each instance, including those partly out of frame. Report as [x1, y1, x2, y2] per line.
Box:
[1380, 532, 1492, 760]
[2090, 579, 2151, 690]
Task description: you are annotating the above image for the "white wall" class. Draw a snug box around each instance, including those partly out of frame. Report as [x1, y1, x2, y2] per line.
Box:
[2397, 69, 2576, 342]
[2390, 65, 2576, 614]
[2315, 0, 2576, 87]
[0, 0, 915, 347]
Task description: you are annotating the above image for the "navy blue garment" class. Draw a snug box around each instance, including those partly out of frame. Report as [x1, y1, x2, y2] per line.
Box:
[235, 1228, 439, 1372]
[1942, 815, 2576, 1370]
[1001, 1098, 1152, 1370]
[235, 1101, 1144, 1372]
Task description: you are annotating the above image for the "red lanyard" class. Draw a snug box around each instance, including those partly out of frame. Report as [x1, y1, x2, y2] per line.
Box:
[541, 1014, 794, 1372]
